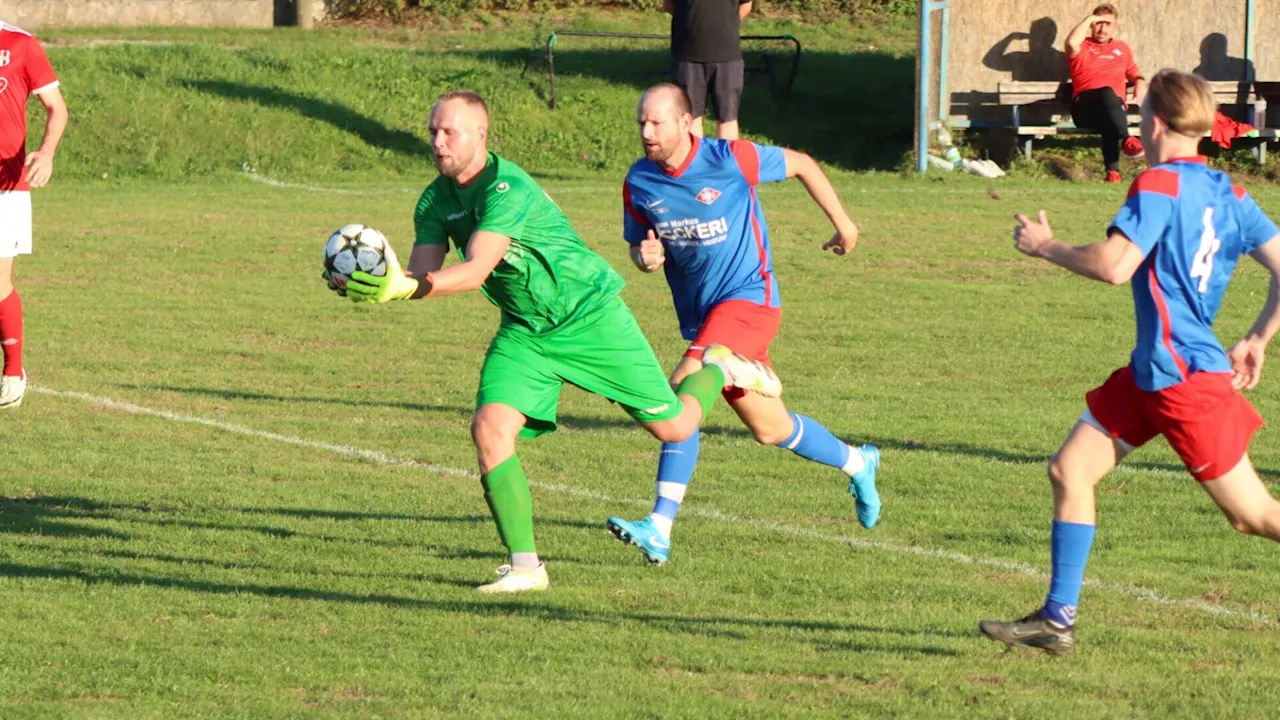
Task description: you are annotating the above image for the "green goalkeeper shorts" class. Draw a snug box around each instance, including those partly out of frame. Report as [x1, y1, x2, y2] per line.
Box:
[477, 296, 683, 438]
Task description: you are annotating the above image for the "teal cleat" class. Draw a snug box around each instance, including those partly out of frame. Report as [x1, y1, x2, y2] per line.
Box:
[606, 516, 671, 565]
[848, 445, 881, 529]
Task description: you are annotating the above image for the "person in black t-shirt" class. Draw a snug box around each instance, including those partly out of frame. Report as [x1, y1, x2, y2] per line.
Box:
[663, 0, 753, 140]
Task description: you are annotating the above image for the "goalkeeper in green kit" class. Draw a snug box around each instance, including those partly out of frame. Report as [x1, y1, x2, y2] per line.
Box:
[345, 90, 780, 593]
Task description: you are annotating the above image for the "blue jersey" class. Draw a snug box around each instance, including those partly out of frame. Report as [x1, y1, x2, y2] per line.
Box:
[1109, 158, 1279, 392]
[623, 137, 788, 339]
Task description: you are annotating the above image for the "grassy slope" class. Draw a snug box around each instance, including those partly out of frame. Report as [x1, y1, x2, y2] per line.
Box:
[33, 13, 915, 182]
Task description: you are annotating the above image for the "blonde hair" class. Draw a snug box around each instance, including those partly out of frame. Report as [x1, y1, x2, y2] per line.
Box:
[434, 90, 489, 122]
[1147, 69, 1216, 137]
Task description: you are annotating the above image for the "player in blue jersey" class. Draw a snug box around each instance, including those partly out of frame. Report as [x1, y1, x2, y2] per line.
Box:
[979, 69, 1280, 655]
[605, 83, 881, 564]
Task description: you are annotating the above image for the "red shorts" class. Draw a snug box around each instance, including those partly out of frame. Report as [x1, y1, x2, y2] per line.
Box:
[683, 299, 781, 403]
[1085, 366, 1263, 481]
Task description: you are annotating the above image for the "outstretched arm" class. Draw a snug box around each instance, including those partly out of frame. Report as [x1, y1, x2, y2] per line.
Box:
[419, 231, 511, 297]
[1064, 14, 1102, 56]
[1011, 210, 1144, 284]
[406, 243, 449, 276]
[782, 148, 859, 255]
[348, 232, 508, 303]
[1230, 237, 1280, 389]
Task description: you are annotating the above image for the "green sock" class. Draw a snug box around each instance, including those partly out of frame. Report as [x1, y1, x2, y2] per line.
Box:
[676, 364, 726, 419]
[480, 454, 536, 554]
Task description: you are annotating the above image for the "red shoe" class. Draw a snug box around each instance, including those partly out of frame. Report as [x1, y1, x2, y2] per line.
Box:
[1122, 136, 1144, 158]
[1104, 170, 1122, 183]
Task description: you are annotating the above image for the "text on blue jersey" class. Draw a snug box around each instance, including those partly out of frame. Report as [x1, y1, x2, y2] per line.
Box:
[623, 137, 789, 340]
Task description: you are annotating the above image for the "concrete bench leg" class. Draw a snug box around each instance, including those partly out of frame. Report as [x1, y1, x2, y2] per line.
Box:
[1022, 136, 1033, 162]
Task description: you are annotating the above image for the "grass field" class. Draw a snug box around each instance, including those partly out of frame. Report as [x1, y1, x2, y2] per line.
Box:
[4, 13, 1280, 718]
[4, 170, 1280, 718]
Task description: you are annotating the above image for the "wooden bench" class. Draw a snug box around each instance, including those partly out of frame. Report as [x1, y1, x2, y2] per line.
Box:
[997, 81, 1274, 163]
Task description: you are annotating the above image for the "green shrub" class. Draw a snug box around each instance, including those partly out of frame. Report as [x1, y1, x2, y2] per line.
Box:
[325, 0, 917, 19]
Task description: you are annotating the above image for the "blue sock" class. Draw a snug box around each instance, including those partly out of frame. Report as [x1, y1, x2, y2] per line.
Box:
[1043, 519, 1096, 627]
[777, 412, 852, 470]
[647, 431, 700, 539]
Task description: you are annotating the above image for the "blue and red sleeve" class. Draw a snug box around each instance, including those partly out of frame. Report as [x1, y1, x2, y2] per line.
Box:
[621, 179, 651, 246]
[1232, 184, 1280, 253]
[1108, 168, 1179, 257]
[729, 141, 788, 185]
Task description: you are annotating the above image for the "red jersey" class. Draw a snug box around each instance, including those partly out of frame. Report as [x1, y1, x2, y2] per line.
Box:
[0, 23, 58, 192]
[1069, 38, 1140, 100]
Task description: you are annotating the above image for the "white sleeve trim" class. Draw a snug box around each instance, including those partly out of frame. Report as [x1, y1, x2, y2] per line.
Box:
[30, 80, 60, 95]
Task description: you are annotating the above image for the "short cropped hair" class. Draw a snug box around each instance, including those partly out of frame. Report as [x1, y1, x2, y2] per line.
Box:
[648, 82, 693, 118]
[1147, 69, 1216, 136]
[435, 90, 489, 121]
[1092, 3, 1118, 16]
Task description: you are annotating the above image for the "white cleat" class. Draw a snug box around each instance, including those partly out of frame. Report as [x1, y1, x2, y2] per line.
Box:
[476, 563, 550, 594]
[702, 344, 782, 398]
[0, 371, 26, 410]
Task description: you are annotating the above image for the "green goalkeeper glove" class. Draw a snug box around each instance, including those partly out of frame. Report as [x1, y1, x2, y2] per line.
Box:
[347, 249, 427, 303]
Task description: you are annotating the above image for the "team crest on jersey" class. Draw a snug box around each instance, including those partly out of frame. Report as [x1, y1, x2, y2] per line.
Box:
[0, 50, 9, 68]
[695, 187, 721, 205]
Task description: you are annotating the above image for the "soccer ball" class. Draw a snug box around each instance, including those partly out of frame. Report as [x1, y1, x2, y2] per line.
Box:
[323, 224, 391, 296]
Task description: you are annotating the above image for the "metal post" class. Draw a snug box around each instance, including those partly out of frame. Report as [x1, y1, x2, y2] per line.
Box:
[547, 33, 558, 110]
[1245, 0, 1256, 83]
[936, 1, 950, 122]
[916, 0, 932, 173]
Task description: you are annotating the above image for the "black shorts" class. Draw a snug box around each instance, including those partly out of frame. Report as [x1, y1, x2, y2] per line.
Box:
[672, 59, 744, 122]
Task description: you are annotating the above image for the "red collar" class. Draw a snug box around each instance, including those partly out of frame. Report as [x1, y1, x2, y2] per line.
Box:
[662, 135, 700, 178]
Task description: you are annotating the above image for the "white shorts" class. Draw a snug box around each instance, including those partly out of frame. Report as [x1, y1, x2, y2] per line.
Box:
[0, 191, 32, 258]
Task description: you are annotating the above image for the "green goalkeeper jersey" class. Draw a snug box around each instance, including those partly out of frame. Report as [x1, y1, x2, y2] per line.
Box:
[414, 152, 625, 333]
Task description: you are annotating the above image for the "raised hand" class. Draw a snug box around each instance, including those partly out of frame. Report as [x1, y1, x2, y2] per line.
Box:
[1013, 210, 1054, 257]
[639, 228, 665, 270]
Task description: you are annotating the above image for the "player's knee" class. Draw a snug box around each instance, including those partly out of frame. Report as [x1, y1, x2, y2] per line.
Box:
[1047, 455, 1073, 489]
[751, 423, 791, 446]
[1225, 510, 1263, 536]
[1223, 506, 1279, 538]
[470, 411, 516, 454]
[645, 420, 688, 444]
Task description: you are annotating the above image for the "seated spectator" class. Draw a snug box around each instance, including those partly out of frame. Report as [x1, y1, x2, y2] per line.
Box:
[1065, 4, 1146, 182]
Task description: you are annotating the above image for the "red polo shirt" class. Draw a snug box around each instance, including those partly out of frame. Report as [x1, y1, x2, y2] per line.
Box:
[1069, 37, 1141, 99]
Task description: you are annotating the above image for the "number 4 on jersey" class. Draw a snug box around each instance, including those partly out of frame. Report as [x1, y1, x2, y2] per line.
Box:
[1191, 207, 1222, 293]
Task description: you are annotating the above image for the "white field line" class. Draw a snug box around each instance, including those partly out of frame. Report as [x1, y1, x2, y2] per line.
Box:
[30, 384, 1274, 627]
[238, 169, 1138, 198]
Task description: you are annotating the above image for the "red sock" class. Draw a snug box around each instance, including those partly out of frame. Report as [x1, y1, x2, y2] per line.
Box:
[0, 290, 23, 377]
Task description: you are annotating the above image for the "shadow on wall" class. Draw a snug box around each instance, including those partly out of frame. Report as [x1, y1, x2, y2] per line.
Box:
[1193, 32, 1254, 82]
[982, 17, 1068, 83]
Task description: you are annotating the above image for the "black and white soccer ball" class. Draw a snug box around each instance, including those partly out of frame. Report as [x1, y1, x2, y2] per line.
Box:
[323, 224, 391, 296]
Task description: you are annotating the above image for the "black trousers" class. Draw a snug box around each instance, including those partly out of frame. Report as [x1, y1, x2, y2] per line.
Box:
[1071, 87, 1131, 171]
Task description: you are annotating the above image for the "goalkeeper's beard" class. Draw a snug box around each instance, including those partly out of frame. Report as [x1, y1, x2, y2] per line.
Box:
[434, 148, 477, 179]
